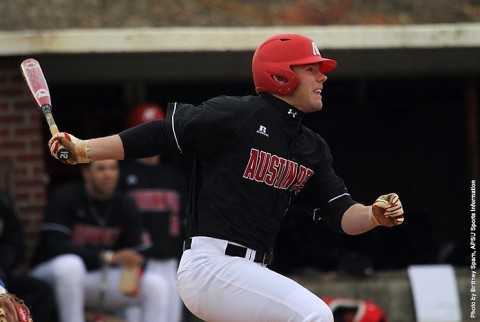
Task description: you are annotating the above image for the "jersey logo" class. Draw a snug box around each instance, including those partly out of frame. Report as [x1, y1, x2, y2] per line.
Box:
[288, 109, 297, 118]
[256, 125, 269, 137]
[243, 148, 314, 194]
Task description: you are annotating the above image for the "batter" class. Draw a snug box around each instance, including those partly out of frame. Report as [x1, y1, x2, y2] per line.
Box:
[48, 34, 405, 322]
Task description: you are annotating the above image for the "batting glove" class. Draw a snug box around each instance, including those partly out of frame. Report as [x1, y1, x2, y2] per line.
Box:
[368, 193, 404, 227]
[48, 132, 90, 165]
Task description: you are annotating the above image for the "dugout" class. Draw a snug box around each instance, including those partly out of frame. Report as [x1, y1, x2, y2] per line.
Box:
[0, 25, 478, 321]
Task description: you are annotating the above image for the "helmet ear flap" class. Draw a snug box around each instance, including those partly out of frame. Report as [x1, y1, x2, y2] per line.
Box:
[255, 62, 300, 95]
[272, 73, 299, 95]
[271, 72, 298, 95]
[272, 75, 288, 84]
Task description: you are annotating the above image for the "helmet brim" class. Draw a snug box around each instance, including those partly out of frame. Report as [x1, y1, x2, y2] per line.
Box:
[319, 58, 337, 73]
[290, 57, 337, 73]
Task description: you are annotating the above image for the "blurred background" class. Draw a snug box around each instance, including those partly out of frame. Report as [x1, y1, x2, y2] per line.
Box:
[0, 1, 478, 321]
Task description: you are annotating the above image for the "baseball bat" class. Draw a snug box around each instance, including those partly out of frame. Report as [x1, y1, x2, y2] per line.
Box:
[95, 262, 108, 322]
[20, 58, 71, 161]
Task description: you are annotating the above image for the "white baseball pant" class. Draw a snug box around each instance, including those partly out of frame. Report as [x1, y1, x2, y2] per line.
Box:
[176, 236, 333, 322]
[31, 254, 170, 322]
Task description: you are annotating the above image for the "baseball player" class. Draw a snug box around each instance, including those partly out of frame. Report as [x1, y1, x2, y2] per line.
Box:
[30, 160, 171, 322]
[118, 103, 187, 322]
[48, 34, 405, 322]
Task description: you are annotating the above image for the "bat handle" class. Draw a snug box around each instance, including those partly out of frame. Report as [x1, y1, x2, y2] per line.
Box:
[40, 105, 71, 161]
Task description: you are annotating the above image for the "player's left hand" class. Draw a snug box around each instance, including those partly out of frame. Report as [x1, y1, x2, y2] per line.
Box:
[368, 193, 404, 227]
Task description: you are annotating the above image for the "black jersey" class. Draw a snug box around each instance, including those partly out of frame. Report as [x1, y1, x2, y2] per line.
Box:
[118, 160, 186, 259]
[120, 93, 356, 253]
[31, 182, 145, 271]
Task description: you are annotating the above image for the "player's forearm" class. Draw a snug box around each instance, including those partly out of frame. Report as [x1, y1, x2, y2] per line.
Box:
[48, 120, 175, 164]
[341, 203, 376, 235]
[87, 135, 125, 161]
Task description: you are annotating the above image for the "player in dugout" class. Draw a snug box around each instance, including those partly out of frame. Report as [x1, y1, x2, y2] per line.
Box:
[30, 160, 170, 322]
[118, 103, 187, 322]
[47, 33, 405, 322]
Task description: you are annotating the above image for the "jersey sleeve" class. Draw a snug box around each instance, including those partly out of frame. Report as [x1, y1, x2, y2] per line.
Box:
[166, 96, 251, 158]
[119, 120, 178, 159]
[293, 136, 357, 234]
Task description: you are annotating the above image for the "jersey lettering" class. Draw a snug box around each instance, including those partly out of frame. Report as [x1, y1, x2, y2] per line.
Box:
[128, 189, 182, 237]
[290, 165, 314, 194]
[276, 160, 297, 189]
[243, 148, 314, 194]
[253, 150, 270, 182]
[273, 158, 287, 188]
[243, 149, 259, 179]
[72, 225, 121, 246]
[264, 155, 279, 186]
[128, 189, 181, 212]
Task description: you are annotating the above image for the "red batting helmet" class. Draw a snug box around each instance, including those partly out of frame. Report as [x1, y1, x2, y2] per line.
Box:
[252, 34, 337, 95]
[127, 103, 165, 128]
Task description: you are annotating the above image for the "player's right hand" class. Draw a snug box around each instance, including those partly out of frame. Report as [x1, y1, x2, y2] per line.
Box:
[48, 132, 90, 165]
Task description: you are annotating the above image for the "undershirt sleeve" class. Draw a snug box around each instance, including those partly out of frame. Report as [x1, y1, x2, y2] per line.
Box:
[119, 120, 178, 160]
[315, 194, 357, 234]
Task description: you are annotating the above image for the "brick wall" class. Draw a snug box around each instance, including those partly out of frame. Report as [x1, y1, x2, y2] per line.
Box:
[0, 58, 48, 265]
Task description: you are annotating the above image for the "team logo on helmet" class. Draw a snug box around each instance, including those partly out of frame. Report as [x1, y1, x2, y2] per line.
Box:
[312, 42, 321, 56]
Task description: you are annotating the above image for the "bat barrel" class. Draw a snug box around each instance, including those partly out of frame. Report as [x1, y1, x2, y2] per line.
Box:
[21, 58, 71, 162]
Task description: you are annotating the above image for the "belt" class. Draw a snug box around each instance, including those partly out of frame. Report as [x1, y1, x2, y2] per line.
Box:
[183, 238, 274, 265]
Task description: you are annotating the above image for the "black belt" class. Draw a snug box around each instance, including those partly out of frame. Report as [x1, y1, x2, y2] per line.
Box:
[183, 238, 273, 265]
